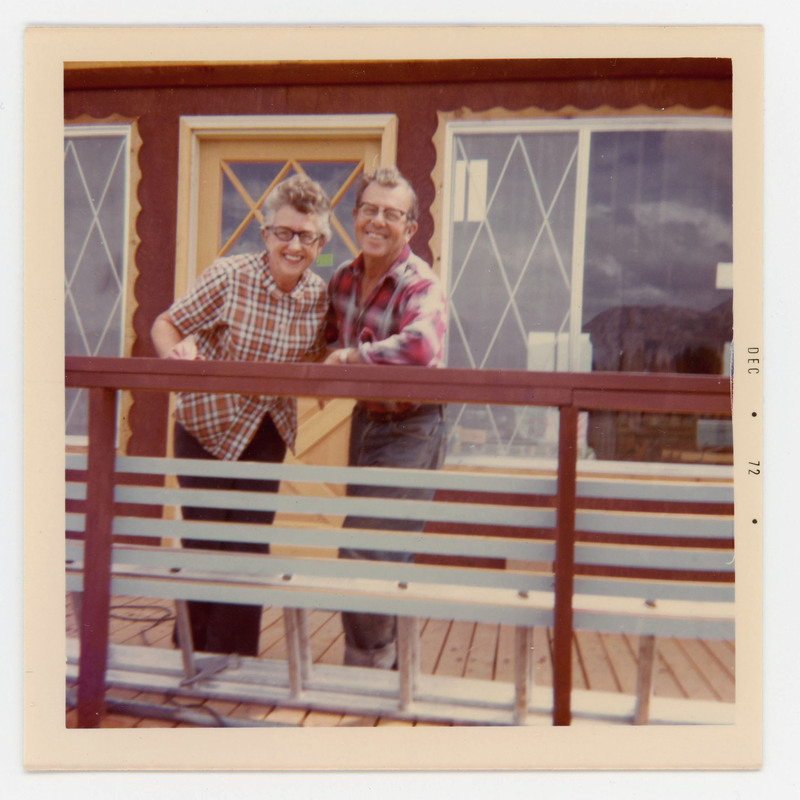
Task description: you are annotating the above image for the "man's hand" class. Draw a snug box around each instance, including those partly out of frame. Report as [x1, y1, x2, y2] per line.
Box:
[319, 348, 358, 408]
[323, 348, 356, 366]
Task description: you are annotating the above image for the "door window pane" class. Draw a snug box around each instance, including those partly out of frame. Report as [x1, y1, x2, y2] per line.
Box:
[219, 160, 361, 286]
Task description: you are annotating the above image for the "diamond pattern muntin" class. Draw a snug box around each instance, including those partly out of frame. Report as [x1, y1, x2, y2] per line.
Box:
[446, 130, 579, 457]
[64, 131, 128, 437]
[219, 160, 362, 284]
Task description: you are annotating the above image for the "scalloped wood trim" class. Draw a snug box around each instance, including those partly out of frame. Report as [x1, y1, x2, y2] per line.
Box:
[429, 104, 731, 273]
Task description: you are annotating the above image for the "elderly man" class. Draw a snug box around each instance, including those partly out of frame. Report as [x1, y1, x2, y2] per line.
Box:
[324, 167, 447, 669]
[151, 174, 331, 657]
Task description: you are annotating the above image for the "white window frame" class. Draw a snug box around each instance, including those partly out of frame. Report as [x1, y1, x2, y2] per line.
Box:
[64, 122, 134, 448]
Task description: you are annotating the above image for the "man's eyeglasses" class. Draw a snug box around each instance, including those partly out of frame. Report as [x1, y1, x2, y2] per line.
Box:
[357, 202, 408, 224]
[267, 226, 322, 246]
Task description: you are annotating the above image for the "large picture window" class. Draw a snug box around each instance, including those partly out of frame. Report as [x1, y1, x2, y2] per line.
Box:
[440, 116, 733, 466]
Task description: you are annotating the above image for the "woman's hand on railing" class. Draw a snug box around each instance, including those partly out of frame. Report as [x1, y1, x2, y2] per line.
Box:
[165, 338, 205, 361]
[151, 312, 204, 360]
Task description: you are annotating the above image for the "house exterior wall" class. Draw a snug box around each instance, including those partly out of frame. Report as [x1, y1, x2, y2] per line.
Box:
[64, 59, 732, 457]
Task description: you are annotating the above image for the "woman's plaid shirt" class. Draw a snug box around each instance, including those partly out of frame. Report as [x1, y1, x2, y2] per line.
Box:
[168, 252, 327, 460]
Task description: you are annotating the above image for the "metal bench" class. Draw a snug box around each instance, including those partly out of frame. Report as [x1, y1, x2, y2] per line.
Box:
[66, 451, 733, 727]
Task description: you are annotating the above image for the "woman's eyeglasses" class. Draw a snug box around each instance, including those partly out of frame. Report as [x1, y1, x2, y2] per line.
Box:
[267, 226, 322, 245]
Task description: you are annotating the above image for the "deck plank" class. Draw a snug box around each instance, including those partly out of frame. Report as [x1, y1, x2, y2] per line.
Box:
[570, 632, 588, 690]
[97, 713, 141, 728]
[303, 710, 346, 727]
[600, 632, 639, 695]
[435, 620, 476, 678]
[264, 706, 308, 726]
[654, 638, 713, 700]
[338, 714, 379, 727]
[575, 630, 620, 693]
[228, 701, 276, 723]
[419, 618, 451, 675]
[532, 627, 553, 687]
[464, 623, 500, 681]
[257, 606, 290, 655]
[703, 639, 736, 683]
[307, 611, 345, 663]
[672, 639, 735, 702]
[494, 624, 516, 682]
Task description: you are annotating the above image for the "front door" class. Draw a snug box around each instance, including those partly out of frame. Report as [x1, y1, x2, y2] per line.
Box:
[175, 115, 398, 534]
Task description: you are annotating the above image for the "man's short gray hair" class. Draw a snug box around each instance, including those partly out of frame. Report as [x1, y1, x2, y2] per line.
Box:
[261, 174, 332, 244]
[355, 167, 419, 225]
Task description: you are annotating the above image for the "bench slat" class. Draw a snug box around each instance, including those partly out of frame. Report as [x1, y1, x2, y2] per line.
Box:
[574, 543, 734, 573]
[572, 591, 734, 639]
[113, 455, 557, 496]
[577, 477, 732, 504]
[113, 485, 555, 528]
[66, 482, 86, 501]
[66, 542, 556, 593]
[66, 565, 556, 627]
[67, 515, 556, 561]
[575, 509, 733, 539]
[572, 575, 734, 603]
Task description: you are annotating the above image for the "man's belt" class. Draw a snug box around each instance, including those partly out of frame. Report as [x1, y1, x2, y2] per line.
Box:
[357, 403, 441, 423]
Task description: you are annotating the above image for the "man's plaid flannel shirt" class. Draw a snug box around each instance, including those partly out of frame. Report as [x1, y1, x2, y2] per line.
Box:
[325, 245, 447, 414]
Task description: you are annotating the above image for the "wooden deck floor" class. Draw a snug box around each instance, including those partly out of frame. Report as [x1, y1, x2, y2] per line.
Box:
[65, 593, 735, 728]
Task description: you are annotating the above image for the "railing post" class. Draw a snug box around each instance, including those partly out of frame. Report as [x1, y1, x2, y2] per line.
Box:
[76, 387, 117, 728]
[552, 403, 578, 726]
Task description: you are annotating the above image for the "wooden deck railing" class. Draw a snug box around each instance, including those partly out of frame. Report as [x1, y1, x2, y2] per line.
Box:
[65, 356, 734, 727]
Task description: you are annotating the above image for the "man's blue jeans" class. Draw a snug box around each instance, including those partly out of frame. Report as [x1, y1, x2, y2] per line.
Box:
[339, 403, 446, 668]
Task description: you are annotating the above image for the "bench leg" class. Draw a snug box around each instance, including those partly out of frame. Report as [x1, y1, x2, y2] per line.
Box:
[174, 599, 198, 680]
[70, 591, 83, 632]
[513, 626, 533, 725]
[284, 608, 311, 698]
[397, 616, 420, 711]
[296, 609, 311, 681]
[634, 634, 657, 725]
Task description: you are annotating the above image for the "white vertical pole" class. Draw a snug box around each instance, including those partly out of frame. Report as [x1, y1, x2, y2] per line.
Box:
[569, 128, 592, 372]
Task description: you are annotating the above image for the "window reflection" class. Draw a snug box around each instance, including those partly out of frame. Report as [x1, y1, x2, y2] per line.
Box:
[583, 130, 733, 373]
[444, 121, 733, 466]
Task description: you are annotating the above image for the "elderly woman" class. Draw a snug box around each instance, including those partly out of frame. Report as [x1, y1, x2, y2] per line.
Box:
[151, 174, 331, 656]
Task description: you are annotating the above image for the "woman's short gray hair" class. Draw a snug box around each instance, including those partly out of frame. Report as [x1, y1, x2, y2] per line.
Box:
[261, 174, 332, 244]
